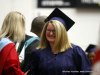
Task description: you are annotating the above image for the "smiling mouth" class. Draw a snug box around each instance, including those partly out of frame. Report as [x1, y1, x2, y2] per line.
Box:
[49, 36, 55, 38]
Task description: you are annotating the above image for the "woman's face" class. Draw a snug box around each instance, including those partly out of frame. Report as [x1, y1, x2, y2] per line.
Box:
[46, 23, 56, 44]
[88, 52, 96, 65]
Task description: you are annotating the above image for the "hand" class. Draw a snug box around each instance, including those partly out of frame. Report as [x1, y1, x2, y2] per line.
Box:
[25, 70, 30, 75]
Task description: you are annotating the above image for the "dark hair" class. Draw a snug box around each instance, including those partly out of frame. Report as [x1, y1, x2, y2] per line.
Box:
[31, 16, 46, 34]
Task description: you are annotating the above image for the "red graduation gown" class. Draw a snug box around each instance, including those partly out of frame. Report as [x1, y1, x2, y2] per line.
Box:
[0, 43, 25, 75]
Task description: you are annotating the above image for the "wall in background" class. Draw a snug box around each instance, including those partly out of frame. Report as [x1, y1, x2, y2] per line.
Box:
[0, 0, 100, 50]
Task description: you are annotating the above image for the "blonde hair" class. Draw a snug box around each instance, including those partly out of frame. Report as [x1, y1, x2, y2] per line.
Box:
[37, 20, 72, 52]
[0, 11, 25, 42]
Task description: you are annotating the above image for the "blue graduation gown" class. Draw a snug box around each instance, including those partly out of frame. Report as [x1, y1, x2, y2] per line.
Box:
[28, 44, 91, 75]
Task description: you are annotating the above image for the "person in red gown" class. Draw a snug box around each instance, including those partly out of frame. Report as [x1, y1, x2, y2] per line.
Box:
[0, 11, 28, 75]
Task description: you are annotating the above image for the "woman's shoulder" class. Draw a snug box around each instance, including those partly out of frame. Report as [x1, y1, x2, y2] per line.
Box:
[0, 37, 12, 43]
[71, 44, 85, 54]
[71, 44, 82, 49]
[33, 47, 49, 55]
[33, 48, 43, 54]
[0, 37, 13, 51]
[34, 48, 41, 51]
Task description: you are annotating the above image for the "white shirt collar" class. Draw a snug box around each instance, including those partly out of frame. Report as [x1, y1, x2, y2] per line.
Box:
[26, 32, 38, 37]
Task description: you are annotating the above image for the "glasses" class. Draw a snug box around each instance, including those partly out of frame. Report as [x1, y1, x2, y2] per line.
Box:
[46, 29, 55, 34]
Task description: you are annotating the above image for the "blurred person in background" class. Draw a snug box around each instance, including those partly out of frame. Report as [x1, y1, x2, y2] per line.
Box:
[85, 44, 96, 65]
[91, 27, 100, 75]
[16, 16, 47, 73]
[0, 11, 27, 75]
[28, 7, 91, 75]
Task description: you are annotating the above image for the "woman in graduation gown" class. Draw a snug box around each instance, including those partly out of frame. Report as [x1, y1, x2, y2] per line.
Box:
[85, 44, 96, 65]
[28, 8, 91, 75]
[0, 11, 27, 75]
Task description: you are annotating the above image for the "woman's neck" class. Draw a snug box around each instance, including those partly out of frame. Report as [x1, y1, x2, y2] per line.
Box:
[53, 49, 58, 54]
[50, 43, 58, 54]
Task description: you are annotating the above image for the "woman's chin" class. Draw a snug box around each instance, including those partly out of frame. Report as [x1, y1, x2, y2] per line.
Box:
[48, 40, 55, 43]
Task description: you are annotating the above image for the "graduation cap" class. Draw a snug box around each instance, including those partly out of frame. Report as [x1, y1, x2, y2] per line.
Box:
[85, 44, 96, 53]
[45, 7, 75, 31]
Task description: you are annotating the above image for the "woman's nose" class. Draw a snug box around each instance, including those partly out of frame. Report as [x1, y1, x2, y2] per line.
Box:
[50, 31, 53, 35]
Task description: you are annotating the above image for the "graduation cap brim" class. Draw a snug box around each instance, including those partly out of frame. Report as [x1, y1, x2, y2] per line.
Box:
[44, 7, 75, 31]
[85, 44, 96, 53]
